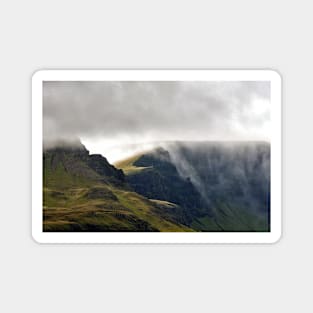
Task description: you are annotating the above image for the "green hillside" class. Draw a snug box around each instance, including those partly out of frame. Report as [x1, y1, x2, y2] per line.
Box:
[43, 144, 193, 232]
[43, 141, 270, 232]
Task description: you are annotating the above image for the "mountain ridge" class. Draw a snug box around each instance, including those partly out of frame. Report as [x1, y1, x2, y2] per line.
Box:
[43, 140, 270, 232]
[43, 141, 193, 232]
[116, 141, 270, 231]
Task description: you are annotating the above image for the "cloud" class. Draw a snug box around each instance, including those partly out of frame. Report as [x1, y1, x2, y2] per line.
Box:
[43, 81, 270, 161]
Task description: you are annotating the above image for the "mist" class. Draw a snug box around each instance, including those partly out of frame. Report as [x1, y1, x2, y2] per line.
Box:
[164, 141, 270, 214]
[43, 81, 270, 162]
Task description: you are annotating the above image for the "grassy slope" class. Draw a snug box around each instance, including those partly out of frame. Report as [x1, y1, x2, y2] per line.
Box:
[116, 151, 269, 232]
[191, 203, 268, 232]
[45, 148, 268, 232]
[114, 154, 151, 175]
[43, 155, 192, 232]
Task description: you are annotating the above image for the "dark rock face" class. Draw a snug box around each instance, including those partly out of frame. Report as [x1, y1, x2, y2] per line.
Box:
[167, 142, 270, 215]
[126, 142, 270, 229]
[128, 148, 210, 223]
[45, 146, 99, 180]
[88, 154, 125, 184]
[43, 140, 125, 186]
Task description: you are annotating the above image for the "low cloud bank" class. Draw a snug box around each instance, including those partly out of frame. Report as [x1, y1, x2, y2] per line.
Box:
[44, 81, 271, 158]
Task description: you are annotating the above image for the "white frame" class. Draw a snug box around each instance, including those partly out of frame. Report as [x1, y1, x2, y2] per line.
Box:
[32, 69, 282, 244]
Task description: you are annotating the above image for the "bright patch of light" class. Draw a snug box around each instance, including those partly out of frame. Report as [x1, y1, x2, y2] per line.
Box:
[81, 137, 160, 164]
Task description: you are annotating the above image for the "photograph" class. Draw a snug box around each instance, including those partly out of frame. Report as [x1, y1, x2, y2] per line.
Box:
[32, 70, 281, 243]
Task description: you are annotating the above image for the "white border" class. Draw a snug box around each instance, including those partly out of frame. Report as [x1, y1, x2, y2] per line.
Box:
[32, 70, 282, 244]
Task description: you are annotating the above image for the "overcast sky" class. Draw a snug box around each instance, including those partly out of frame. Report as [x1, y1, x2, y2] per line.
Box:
[43, 81, 270, 162]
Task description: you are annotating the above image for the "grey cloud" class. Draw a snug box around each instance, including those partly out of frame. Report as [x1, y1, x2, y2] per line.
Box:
[43, 81, 270, 146]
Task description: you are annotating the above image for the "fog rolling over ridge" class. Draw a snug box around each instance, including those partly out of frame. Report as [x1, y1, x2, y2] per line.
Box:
[122, 141, 270, 231]
[43, 80, 271, 232]
[43, 81, 270, 162]
[165, 141, 270, 214]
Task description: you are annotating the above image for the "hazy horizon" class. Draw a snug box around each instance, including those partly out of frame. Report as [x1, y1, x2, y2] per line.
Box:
[81, 139, 270, 164]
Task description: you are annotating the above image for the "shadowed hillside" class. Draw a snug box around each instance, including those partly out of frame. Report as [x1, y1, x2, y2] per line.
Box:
[43, 140, 270, 232]
[116, 142, 270, 231]
[43, 142, 193, 232]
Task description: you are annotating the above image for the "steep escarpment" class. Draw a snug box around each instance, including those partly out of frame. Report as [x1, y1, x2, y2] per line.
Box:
[44, 142, 125, 188]
[167, 142, 270, 214]
[43, 141, 192, 232]
[43, 140, 270, 232]
[117, 142, 270, 231]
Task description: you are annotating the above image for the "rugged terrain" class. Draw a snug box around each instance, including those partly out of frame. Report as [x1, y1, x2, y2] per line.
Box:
[43, 142, 192, 232]
[43, 140, 270, 232]
[116, 141, 270, 231]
